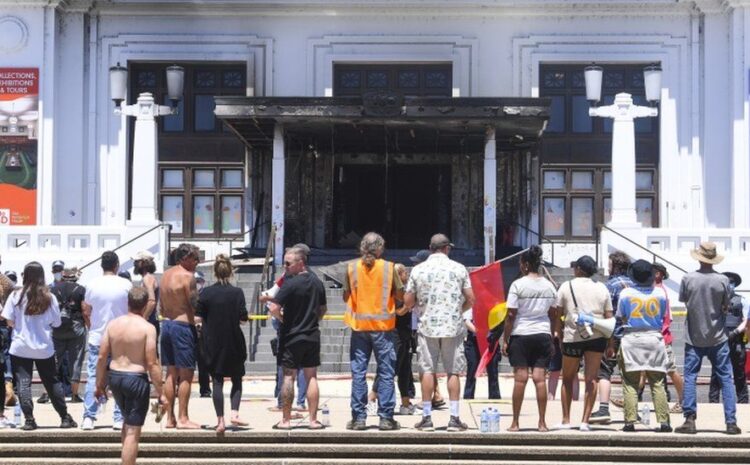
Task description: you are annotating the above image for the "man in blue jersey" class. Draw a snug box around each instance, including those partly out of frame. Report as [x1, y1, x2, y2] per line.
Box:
[613, 260, 670, 432]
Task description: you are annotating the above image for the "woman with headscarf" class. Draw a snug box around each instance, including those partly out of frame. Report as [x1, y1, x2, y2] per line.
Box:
[196, 254, 248, 434]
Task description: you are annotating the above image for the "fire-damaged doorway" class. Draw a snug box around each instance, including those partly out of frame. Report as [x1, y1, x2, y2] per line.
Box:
[334, 164, 451, 249]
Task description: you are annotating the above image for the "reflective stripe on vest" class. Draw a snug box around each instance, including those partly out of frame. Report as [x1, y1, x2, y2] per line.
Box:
[344, 258, 395, 331]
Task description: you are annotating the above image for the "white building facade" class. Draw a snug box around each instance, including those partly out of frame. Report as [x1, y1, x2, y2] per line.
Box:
[0, 0, 749, 292]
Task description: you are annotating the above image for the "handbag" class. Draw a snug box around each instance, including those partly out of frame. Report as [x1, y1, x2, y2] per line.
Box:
[270, 337, 279, 357]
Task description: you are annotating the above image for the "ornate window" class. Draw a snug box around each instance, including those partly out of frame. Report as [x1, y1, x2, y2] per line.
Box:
[334, 64, 452, 97]
[130, 63, 247, 238]
[539, 64, 659, 240]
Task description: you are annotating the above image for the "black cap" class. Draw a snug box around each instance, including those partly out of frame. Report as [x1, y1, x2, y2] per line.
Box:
[118, 271, 132, 281]
[652, 262, 669, 280]
[723, 272, 742, 287]
[628, 259, 654, 286]
[574, 255, 598, 277]
[410, 250, 431, 264]
[4, 270, 17, 283]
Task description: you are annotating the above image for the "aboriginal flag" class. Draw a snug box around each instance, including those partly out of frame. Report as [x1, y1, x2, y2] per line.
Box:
[469, 261, 508, 376]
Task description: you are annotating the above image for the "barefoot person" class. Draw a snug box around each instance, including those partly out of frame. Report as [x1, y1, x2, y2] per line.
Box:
[95, 287, 165, 465]
[268, 246, 326, 430]
[502, 246, 557, 432]
[159, 243, 201, 429]
[197, 255, 248, 434]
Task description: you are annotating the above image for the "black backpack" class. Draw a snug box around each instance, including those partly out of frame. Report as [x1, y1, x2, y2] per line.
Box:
[51, 282, 83, 329]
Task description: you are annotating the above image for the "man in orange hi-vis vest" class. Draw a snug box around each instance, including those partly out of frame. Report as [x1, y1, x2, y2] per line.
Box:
[343, 232, 404, 431]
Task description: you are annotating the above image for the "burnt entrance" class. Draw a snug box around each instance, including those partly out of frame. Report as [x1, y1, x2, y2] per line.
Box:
[335, 164, 451, 248]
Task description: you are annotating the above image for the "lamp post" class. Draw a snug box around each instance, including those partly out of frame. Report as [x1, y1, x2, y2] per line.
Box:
[109, 63, 184, 225]
[585, 64, 662, 227]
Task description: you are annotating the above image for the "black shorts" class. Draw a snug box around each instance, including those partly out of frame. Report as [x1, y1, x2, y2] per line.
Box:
[109, 370, 150, 427]
[598, 338, 620, 381]
[562, 338, 608, 359]
[160, 320, 197, 369]
[508, 334, 553, 369]
[279, 340, 320, 370]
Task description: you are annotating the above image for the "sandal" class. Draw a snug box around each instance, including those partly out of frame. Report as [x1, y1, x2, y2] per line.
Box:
[308, 420, 326, 430]
[272, 422, 293, 430]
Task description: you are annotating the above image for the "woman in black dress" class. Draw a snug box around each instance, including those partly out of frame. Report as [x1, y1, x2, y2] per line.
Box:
[196, 254, 248, 433]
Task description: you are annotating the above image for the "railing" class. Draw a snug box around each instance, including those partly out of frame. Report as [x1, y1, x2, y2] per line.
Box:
[78, 223, 171, 272]
[226, 220, 270, 258]
[500, 220, 559, 265]
[597, 224, 688, 274]
[247, 224, 276, 362]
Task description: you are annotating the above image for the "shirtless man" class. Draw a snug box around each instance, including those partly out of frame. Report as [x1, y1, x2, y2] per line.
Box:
[159, 243, 201, 429]
[95, 287, 164, 465]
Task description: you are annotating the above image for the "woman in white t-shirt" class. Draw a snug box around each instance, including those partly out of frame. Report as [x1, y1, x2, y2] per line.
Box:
[0, 262, 76, 430]
[501, 245, 557, 432]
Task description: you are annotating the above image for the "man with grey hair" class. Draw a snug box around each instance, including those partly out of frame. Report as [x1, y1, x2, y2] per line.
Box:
[405, 233, 475, 431]
[343, 232, 403, 431]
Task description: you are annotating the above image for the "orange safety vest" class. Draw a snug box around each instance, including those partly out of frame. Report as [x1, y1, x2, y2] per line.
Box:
[344, 258, 396, 332]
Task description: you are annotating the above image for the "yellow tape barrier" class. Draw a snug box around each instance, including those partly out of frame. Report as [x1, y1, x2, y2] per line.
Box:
[250, 312, 687, 321]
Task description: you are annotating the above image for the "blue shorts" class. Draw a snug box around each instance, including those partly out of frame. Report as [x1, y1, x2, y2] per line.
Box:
[160, 320, 197, 369]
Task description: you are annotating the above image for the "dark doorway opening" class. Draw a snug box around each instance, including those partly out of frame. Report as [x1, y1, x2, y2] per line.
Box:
[334, 164, 451, 249]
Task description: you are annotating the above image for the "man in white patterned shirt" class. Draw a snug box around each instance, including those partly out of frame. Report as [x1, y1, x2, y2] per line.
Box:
[404, 234, 475, 431]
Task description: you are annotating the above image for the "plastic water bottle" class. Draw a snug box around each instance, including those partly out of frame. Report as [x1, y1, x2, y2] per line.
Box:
[98, 396, 108, 416]
[321, 405, 330, 427]
[13, 402, 21, 427]
[492, 408, 501, 433]
[640, 403, 650, 426]
[480, 409, 489, 433]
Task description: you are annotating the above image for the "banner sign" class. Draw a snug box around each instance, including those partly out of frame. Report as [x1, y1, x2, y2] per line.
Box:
[0, 68, 39, 225]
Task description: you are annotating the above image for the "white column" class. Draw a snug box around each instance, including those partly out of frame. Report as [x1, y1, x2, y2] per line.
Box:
[38, 5, 56, 225]
[590, 92, 657, 227]
[731, 7, 750, 228]
[483, 127, 497, 264]
[272, 124, 285, 265]
[126, 93, 160, 226]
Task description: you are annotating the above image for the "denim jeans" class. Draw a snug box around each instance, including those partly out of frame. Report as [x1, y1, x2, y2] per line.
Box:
[11, 355, 68, 421]
[350, 330, 396, 420]
[83, 344, 122, 422]
[683, 342, 736, 424]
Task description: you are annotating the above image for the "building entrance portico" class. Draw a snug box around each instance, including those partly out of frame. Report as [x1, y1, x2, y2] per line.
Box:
[215, 94, 550, 264]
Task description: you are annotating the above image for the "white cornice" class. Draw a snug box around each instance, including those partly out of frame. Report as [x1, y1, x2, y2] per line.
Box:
[85, 0, 697, 17]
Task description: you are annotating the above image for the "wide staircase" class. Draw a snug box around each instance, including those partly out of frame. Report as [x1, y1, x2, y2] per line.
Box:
[1, 430, 748, 464]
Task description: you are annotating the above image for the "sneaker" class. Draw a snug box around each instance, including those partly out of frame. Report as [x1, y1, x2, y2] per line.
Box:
[446, 416, 468, 432]
[346, 418, 367, 431]
[579, 422, 591, 432]
[589, 409, 611, 424]
[199, 392, 212, 398]
[113, 420, 123, 431]
[37, 393, 49, 404]
[20, 418, 37, 431]
[81, 417, 95, 431]
[398, 404, 416, 416]
[0, 417, 12, 429]
[657, 423, 672, 433]
[366, 401, 378, 416]
[293, 404, 307, 412]
[69, 394, 83, 403]
[414, 415, 435, 431]
[379, 417, 400, 431]
[60, 414, 77, 429]
[726, 423, 741, 435]
[674, 416, 696, 435]
[431, 399, 446, 409]
[669, 403, 683, 414]
[622, 423, 635, 432]
[610, 398, 624, 409]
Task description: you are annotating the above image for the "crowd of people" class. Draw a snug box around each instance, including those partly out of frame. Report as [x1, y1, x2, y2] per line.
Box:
[0, 234, 746, 461]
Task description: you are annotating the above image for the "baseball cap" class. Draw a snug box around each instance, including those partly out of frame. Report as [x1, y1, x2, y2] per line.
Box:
[628, 259, 654, 286]
[429, 234, 454, 251]
[409, 250, 431, 264]
[4, 270, 17, 283]
[132, 250, 155, 261]
[52, 260, 65, 271]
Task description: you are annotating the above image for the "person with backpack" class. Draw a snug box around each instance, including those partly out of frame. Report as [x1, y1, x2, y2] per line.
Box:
[49, 268, 87, 403]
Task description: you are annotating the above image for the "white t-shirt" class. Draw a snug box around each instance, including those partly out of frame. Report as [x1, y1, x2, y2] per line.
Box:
[1, 290, 61, 359]
[506, 276, 557, 336]
[85, 275, 132, 346]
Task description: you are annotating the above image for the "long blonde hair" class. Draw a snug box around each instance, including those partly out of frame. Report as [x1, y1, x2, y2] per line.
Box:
[213, 254, 233, 285]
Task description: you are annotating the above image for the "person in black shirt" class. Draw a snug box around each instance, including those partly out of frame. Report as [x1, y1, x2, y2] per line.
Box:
[49, 268, 86, 403]
[268, 246, 327, 429]
[196, 255, 248, 434]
